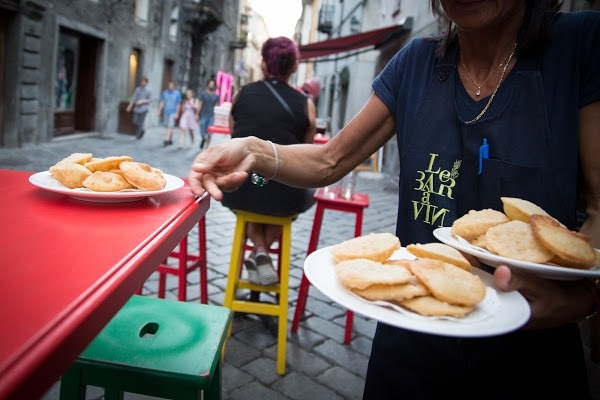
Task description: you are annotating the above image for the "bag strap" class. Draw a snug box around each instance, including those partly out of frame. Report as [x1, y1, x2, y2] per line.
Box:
[262, 80, 296, 122]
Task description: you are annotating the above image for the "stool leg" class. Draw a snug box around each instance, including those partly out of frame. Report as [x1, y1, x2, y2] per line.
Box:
[158, 267, 166, 299]
[224, 215, 247, 336]
[292, 204, 324, 334]
[59, 365, 86, 400]
[276, 222, 292, 375]
[344, 311, 354, 345]
[204, 356, 222, 400]
[199, 218, 208, 304]
[104, 388, 124, 400]
[178, 236, 188, 302]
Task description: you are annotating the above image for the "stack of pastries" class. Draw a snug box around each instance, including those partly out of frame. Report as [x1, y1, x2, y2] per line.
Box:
[48, 152, 167, 192]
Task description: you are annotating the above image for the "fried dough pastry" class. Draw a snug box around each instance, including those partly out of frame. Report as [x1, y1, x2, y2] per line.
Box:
[450, 209, 509, 240]
[82, 171, 135, 192]
[49, 162, 92, 189]
[407, 242, 472, 270]
[119, 161, 167, 191]
[353, 278, 429, 302]
[52, 152, 93, 167]
[500, 197, 550, 223]
[530, 215, 596, 269]
[400, 295, 475, 318]
[335, 258, 412, 290]
[408, 258, 486, 307]
[329, 232, 400, 263]
[84, 156, 133, 172]
[486, 220, 554, 263]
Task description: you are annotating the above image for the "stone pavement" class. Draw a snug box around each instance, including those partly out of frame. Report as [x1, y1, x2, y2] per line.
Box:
[1, 127, 598, 400]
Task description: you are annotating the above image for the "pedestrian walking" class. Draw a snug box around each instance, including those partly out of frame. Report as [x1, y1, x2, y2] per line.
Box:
[126, 76, 151, 139]
[157, 81, 182, 146]
[178, 89, 200, 149]
[198, 79, 220, 149]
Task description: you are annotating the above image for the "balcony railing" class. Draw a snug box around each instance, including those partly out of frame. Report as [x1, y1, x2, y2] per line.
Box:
[318, 4, 335, 34]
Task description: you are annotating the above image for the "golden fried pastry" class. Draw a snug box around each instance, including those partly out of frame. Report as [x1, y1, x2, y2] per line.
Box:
[530, 214, 596, 269]
[119, 161, 167, 191]
[400, 295, 475, 318]
[49, 162, 92, 189]
[53, 152, 93, 167]
[335, 258, 412, 290]
[329, 232, 400, 263]
[84, 156, 133, 172]
[353, 278, 429, 302]
[500, 197, 550, 223]
[470, 234, 488, 250]
[82, 171, 135, 192]
[486, 220, 554, 263]
[406, 243, 471, 270]
[450, 209, 509, 240]
[408, 259, 486, 307]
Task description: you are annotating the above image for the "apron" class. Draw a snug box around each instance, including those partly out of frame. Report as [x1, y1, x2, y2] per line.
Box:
[363, 44, 589, 399]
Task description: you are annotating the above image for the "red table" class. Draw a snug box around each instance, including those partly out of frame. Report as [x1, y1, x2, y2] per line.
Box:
[0, 170, 210, 400]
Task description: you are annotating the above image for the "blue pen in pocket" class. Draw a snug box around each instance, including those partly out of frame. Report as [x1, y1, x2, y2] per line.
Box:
[478, 138, 489, 175]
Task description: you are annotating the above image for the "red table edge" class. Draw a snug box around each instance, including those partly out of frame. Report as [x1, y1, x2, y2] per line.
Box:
[0, 194, 210, 400]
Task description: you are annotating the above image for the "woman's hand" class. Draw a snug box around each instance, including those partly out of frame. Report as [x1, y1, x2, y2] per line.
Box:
[188, 138, 254, 200]
[494, 266, 594, 329]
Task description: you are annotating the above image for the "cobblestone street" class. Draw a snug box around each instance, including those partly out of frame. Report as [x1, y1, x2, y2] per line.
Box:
[1, 128, 597, 399]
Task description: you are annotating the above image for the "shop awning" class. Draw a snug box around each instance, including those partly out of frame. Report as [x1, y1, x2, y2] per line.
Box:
[298, 19, 412, 61]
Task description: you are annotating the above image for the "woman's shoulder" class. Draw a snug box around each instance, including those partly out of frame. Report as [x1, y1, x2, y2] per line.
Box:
[382, 37, 438, 75]
[552, 10, 600, 31]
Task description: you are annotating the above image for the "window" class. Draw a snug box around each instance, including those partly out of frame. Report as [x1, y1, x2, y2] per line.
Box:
[169, 5, 179, 41]
[135, 0, 149, 25]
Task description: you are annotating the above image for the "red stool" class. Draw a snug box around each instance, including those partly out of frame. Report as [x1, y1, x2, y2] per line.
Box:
[157, 217, 208, 303]
[291, 188, 369, 344]
[136, 180, 209, 304]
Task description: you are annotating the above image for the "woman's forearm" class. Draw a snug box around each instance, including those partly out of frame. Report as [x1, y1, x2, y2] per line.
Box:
[249, 93, 396, 188]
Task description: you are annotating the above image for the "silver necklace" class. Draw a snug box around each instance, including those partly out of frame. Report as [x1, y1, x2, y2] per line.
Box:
[465, 43, 517, 124]
[460, 43, 517, 97]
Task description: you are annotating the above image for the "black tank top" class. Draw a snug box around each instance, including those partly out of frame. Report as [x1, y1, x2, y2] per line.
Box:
[231, 80, 309, 144]
[221, 80, 314, 217]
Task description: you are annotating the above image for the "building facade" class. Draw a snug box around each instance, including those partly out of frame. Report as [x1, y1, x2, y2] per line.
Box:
[0, 0, 239, 148]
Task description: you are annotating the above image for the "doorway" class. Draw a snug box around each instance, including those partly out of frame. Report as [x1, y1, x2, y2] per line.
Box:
[54, 29, 100, 136]
[161, 59, 174, 92]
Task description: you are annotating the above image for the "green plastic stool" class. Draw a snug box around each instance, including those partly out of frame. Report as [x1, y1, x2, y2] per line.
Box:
[59, 295, 232, 400]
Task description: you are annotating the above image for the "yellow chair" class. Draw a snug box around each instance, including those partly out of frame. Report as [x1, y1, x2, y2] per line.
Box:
[223, 210, 293, 375]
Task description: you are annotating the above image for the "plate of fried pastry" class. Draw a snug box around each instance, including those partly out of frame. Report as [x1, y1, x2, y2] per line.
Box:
[304, 233, 530, 337]
[29, 152, 184, 202]
[433, 197, 600, 280]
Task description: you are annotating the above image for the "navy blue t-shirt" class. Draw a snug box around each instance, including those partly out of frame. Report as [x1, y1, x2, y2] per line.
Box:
[374, 11, 600, 156]
[373, 11, 600, 234]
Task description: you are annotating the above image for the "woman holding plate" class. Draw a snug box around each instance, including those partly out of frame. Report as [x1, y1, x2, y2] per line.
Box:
[189, 0, 600, 398]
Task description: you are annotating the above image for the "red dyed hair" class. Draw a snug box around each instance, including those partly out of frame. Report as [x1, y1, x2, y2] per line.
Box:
[261, 36, 299, 82]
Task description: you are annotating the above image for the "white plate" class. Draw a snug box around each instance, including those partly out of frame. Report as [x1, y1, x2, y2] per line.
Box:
[433, 227, 600, 280]
[29, 171, 185, 203]
[304, 247, 530, 338]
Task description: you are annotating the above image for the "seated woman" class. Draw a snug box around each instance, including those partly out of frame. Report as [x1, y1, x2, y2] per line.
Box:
[222, 36, 316, 285]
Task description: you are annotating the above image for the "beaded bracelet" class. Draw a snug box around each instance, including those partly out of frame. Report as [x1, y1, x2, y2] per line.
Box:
[251, 140, 279, 187]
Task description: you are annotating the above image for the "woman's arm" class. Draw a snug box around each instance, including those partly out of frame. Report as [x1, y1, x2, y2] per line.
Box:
[494, 100, 600, 328]
[189, 93, 396, 199]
